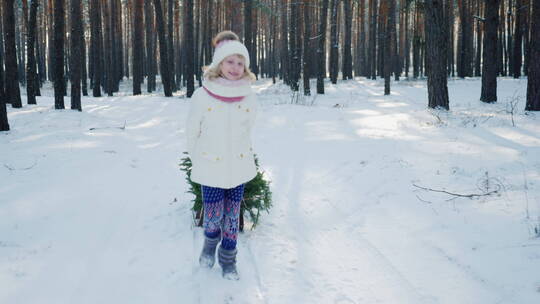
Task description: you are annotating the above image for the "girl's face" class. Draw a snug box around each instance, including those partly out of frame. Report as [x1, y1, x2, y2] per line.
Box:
[220, 55, 245, 81]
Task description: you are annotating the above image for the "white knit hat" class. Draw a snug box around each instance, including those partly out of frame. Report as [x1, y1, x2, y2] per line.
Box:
[209, 40, 250, 70]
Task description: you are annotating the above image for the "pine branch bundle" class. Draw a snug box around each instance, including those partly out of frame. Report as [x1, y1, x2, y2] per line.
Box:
[179, 152, 272, 230]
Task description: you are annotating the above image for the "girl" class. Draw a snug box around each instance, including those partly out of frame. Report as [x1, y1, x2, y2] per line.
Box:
[186, 31, 257, 280]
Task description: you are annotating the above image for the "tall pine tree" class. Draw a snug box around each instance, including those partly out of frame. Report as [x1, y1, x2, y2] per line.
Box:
[425, 0, 449, 109]
[26, 0, 39, 105]
[53, 0, 65, 109]
[480, 0, 501, 103]
[70, 0, 82, 111]
[316, 0, 329, 94]
[133, 0, 144, 95]
[154, 0, 173, 96]
[90, 0, 103, 97]
[526, 0, 540, 110]
[329, 0, 339, 84]
[184, 0, 194, 97]
[3, 0, 23, 108]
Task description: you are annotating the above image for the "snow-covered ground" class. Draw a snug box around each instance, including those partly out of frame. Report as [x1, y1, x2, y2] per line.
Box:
[1, 77, 539, 304]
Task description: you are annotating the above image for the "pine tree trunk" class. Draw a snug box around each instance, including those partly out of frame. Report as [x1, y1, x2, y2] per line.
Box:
[392, 0, 398, 81]
[329, 0, 339, 84]
[183, 0, 194, 97]
[480, 0, 501, 103]
[252, 6, 259, 77]
[124, 0, 130, 79]
[397, 0, 405, 78]
[500, 1, 505, 77]
[0, 42, 8, 130]
[369, 0, 378, 79]
[425, 0, 449, 109]
[342, 0, 353, 79]
[474, 0, 482, 77]
[115, 0, 123, 84]
[303, 0, 311, 96]
[413, 4, 420, 78]
[0, 13, 5, 100]
[181, 2, 187, 87]
[420, 33, 425, 77]
[110, 0, 118, 92]
[281, 0, 289, 84]
[384, 0, 391, 94]
[21, 0, 29, 86]
[37, 4, 47, 87]
[525, 0, 540, 110]
[154, 0, 173, 97]
[513, 0, 523, 77]
[17, 0, 28, 86]
[377, 0, 387, 77]
[0, 94, 8, 130]
[447, 0, 454, 76]
[296, 1, 302, 89]
[458, 0, 473, 77]
[523, 0, 530, 76]
[0, 12, 9, 131]
[199, 0, 207, 72]
[90, 0, 102, 97]
[70, 0, 82, 110]
[404, 0, 410, 78]
[114, 0, 121, 91]
[133, 0, 143, 95]
[466, 0, 474, 76]
[289, 0, 300, 91]
[497, 0, 504, 75]
[174, 0, 182, 87]
[3, 0, 23, 108]
[53, 0, 65, 109]
[103, 0, 113, 96]
[245, 0, 253, 72]
[271, 0, 277, 83]
[384, 0, 396, 94]
[27, 0, 39, 105]
[317, 0, 329, 93]
[145, 0, 156, 92]
[47, 0, 53, 81]
[194, 0, 201, 86]
[359, 0, 367, 76]
[507, 0, 513, 75]
[81, 4, 88, 97]
[167, 0, 176, 91]
[230, 0, 243, 38]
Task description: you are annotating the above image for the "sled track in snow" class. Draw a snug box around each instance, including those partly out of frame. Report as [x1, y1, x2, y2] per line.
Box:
[286, 161, 431, 303]
[191, 224, 203, 304]
[241, 235, 269, 304]
[355, 234, 429, 302]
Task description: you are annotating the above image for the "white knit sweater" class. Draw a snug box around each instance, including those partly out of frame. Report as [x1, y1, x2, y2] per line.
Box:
[186, 79, 258, 189]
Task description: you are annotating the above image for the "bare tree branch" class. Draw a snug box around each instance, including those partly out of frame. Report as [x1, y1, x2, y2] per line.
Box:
[413, 183, 500, 198]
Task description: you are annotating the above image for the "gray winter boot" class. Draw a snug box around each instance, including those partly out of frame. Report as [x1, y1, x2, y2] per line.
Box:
[199, 235, 220, 268]
[218, 247, 239, 280]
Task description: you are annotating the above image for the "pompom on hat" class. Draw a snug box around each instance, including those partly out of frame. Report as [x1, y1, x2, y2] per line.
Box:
[208, 40, 250, 71]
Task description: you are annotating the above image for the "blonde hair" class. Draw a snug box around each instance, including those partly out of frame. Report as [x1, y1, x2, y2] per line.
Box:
[203, 31, 256, 81]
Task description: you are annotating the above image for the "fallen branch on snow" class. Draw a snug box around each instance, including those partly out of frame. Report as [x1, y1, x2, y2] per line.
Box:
[412, 183, 500, 198]
[88, 121, 126, 131]
[4, 161, 38, 171]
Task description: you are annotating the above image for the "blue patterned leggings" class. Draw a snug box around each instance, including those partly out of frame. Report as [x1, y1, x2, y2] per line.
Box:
[201, 184, 245, 250]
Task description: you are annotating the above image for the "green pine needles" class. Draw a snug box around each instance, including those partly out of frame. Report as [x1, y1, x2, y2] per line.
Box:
[179, 152, 272, 230]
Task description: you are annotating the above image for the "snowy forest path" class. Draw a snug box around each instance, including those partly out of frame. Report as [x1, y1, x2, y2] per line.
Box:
[1, 78, 538, 304]
[250, 78, 537, 303]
